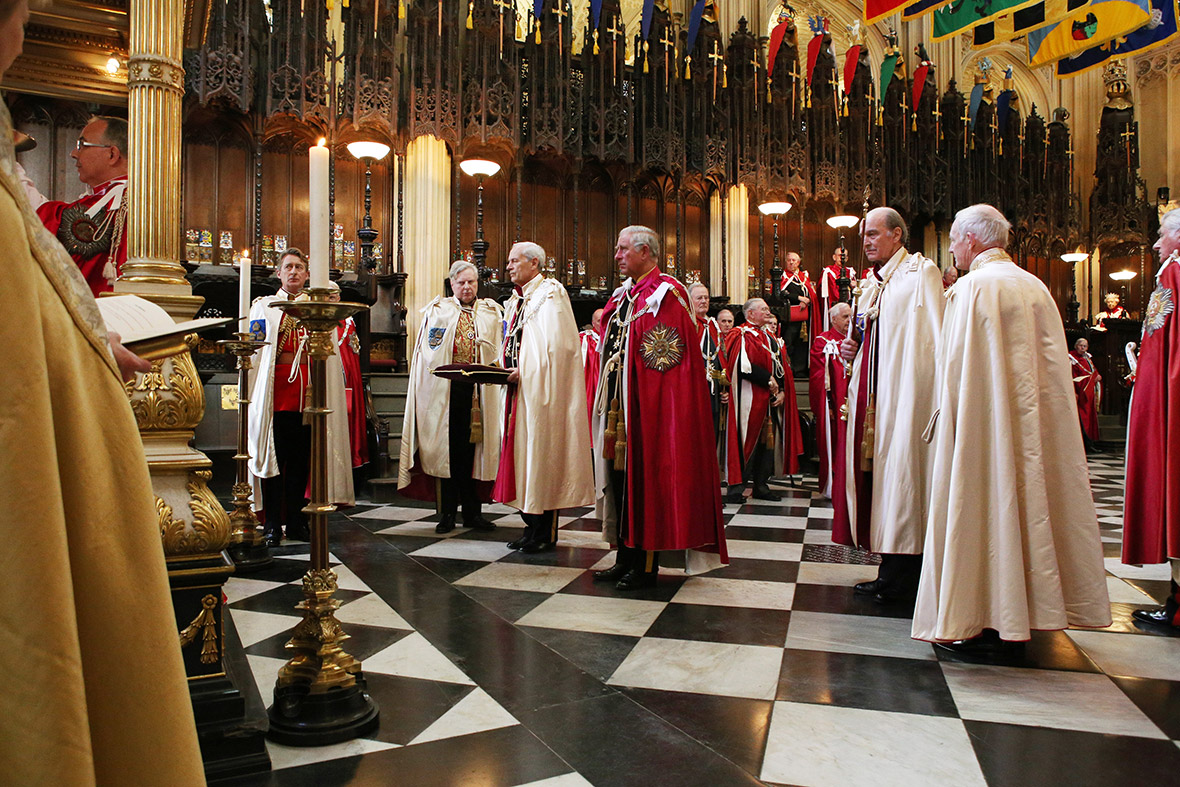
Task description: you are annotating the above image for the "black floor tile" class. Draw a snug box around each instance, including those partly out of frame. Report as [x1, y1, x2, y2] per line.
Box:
[360, 673, 474, 745]
[712, 557, 799, 584]
[724, 525, 806, 543]
[407, 556, 489, 583]
[1112, 676, 1180, 739]
[741, 504, 811, 517]
[378, 534, 441, 553]
[561, 518, 605, 532]
[244, 622, 412, 661]
[559, 568, 686, 602]
[966, 720, 1180, 787]
[458, 586, 553, 622]
[646, 604, 791, 647]
[516, 692, 765, 787]
[932, 629, 1101, 673]
[790, 583, 914, 618]
[522, 626, 641, 681]
[776, 649, 958, 716]
[499, 545, 610, 569]
[235, 558, 320, 585]
[228, 584, 369, 615]
[621, 687, 773, 778]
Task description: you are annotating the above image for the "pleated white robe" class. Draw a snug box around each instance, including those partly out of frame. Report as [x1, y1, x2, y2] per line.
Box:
[912, 248, 1112, 642]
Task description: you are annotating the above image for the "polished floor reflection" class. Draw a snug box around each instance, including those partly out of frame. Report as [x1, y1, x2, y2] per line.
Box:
[221, 452, 1180, 786]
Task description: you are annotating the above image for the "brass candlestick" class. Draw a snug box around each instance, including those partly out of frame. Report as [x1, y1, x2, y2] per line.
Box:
[218, 332, 272, 572]
[266, 288, 379, 745]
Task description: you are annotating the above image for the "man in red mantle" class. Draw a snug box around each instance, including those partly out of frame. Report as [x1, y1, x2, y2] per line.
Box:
[21, 116, 128, 296]
[580, 309, 603, 443]
[592, 226, 728, 590]
[810, 302, 851, 512]
[691, 282, 728, 442]
[779, 251, 819, 375]
[1123, 208, 1180, 631]
[765, 315, 803, 479]
[723, 298, 789, 503]
[1069, 337, 1102, 448]
[818, 247, 856, 334]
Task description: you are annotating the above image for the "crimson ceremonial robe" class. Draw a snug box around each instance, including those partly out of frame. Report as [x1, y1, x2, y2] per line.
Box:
[781, 271, 821, 345]
[595, 269, 727, 562]
[580, 328, 601, 442]
[768, 330, 803, 475]
[818, 264, 855, 333]
[337, 318, 368, 467]
[1123, 253, 1180, 565]
[1069, 350, 1101, 443]
[809, 328, 850, 511]
[36, 176, 127, 296]
[723, 325, 774, 482]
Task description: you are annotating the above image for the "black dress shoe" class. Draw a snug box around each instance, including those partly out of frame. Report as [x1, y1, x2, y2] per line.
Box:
[854, 579, 884, 596]
[435, 514, 457, 534]
[520, 540, 556, 554]
[752, 488, 782, 501]
[263, 527, 282, 547]
[1131, 607, 1180, 632]
[615, 569, 658, 591]
[593, 562, 630, 583]
[724, 490, 747, 504]
[507, 534, 532, 550]
[463, 515, 497, 532]
[934, 630, 1025, 661]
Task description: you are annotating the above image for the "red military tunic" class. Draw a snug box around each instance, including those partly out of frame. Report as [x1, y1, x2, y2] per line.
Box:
[36, 176, 128, 297]
[598, 268, 727, 558]
[337, 317, 368, 467]
[271, 308, 309, 413]
[1069, 350, 1101, 443]
[1123, 253, 1180, 565]
[810, 328, 850, 515]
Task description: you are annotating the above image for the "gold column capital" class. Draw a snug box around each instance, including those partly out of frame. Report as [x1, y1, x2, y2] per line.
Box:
[126, 53, 185, 95]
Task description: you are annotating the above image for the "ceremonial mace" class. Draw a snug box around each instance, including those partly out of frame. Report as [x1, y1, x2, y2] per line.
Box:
[267, 289, 379, 745]
[218, 331, 271, 571]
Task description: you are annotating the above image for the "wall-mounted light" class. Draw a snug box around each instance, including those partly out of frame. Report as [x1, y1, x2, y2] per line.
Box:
[1109, 269, 1136, 282]
[1061, 252, 1088, 263]
[105, 54, 122, 75]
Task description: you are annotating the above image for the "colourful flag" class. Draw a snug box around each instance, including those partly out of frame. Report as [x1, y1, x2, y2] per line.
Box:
[1026, 0, 1152, 66]
[1055, 0, 1178, 75]
[641, 0, 655, 41]
[996, 66, 1015, 128]
[686, 0, 708, 53]
[971, 0, 1091, 46]
[879, 52, 901, 97]
[768, 20, 790, 77]
[591, 0, 604, 28]
[901, 0, 954, 19]
[865, 0, 911, 24]
[912, 62, 930, 109]
[844, 44, 862, 94]
[931, 0, 1044, 42]
[806, 17, 827, 85]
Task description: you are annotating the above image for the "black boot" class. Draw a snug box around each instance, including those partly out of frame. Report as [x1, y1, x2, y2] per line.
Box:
[435, 513, 457, 534]
[593, 561, 630, 583]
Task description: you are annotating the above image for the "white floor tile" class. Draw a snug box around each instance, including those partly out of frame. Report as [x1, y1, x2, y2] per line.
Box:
[553, 529, 611, 550]
[224, 577, 284, 604]
[454, 562, 586, 593]
[377, 521, 464, 538]
[671, 577, 795, 610]
[363, 632, 475, 684]
[808, 507, 835, 520]
[608, 637, 783, 700]
[795, 562, 879, 587]
[785, 611, 936, 661]
[516, 594, 666, 636]
[335, 593, 414, 629]
[727, 513, 809, 530]
[512, 774, 595, 787]
[266, 737, 398, 771]
[724, 539, 804, 562]
[1104, 558, 1172, 581]
[246, 654, 288, 708]
[230, 609, 300, 648]
[351, 505, 435, 521]
[941, 662, 1167, 739]
[409, 687, 518, 744]
[1067, 629, 1180, 682]
[1105, 576, 1156, 605]
[760, 702, 986, 787]
[409, 538, 515, 562]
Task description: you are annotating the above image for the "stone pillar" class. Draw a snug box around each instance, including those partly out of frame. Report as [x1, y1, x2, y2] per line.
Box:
[403, 134, 452, 350]
[709, 190, 724, 292]
[121, 0, 265, 778]
[726, 184, 750, 305]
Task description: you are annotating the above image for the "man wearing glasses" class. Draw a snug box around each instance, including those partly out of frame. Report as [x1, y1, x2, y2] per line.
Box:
[18, 115, 129, 295]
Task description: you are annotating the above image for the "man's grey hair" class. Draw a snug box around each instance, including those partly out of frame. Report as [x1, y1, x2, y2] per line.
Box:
[717, 308, 734, 319]
[828, 301, 852, 320]
[93, 115, 128, 156]
[688, 282, 710, 296]
[743, 297, 767, 314]
[510, 241, 546, 266]
[869, 207, 909, 246]
[620, 225, 661, 259]
[953, 204, 1011, 249]
[449, 259, 478, 280]
[1161, 207, 1180, 237]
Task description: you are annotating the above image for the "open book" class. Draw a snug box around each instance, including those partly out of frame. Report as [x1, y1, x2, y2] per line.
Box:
[97, 294, 229, 361]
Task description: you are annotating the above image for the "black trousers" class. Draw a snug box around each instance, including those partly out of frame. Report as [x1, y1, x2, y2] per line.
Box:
[609, 469, 658, 574]
[741, 431, 774, 492]
[521, 510, 559, 545]
[439, 381, 481, 523]
[262, 411, 310, 534]
[876, 553, 923, 595]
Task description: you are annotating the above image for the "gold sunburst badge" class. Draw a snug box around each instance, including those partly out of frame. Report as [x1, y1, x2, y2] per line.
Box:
[1143, 285, 1173, 339]
[640, 324, 684, 372]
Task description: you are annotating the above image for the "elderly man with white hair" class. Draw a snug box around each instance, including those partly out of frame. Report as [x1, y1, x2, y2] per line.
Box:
[495, 241, 595, 552]
[1123, 207, 1180, 631]
[398, 260, 504, 533]
[912, 204, 1111, 657]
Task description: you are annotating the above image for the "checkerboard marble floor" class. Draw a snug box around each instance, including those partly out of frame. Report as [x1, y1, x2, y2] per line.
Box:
[223, 451, 1180, 787]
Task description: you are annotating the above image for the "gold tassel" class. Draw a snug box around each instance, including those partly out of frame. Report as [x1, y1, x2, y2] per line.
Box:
[861, 395, 876, 470]
[685, 54, 692, 80]
[762, 413, 775, 450]
[535, 19, 541, 44]
[722, 64, 727, 88]
[593, 29, 600, 55]
[469, 388, 482, 444]
[911, 113, 917, 132]
[643, 41, 649, 73]
[466, 0, 473, 29]
[604, 397, 619, 459]
[614, 405, 627, 470]
[399, 0, 405, 19]
[516, 17, 523, 38]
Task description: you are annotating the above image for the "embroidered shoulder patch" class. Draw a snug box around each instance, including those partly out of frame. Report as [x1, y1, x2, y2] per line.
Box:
[249, 318, 266, 341]
[427, 325, 447, 349]
[640, 323, 684, 372]
[1143, 285, 1173, 339]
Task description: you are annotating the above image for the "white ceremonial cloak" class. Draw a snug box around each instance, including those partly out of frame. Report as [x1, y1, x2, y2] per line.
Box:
[498, 274, 595, 513]
[398, 296, 504, 485]
[247, 293, 355, 509]
[845, 247, 944, 553]
[912, 248, 1111, 642]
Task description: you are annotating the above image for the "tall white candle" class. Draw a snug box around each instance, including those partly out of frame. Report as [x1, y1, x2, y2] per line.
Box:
[309, 138, 331, 290]
[238, 248, 251, 332]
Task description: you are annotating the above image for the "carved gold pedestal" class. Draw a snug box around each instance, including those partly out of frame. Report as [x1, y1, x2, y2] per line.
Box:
[218, 334, 272, 572]
[267, 290, 379, 746]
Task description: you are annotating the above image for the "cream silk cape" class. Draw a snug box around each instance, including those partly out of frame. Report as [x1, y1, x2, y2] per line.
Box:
[845, 247, 945, 553]
[0, 104, 204, 785]
[912, 248, 1111, 642]
[398, 296, 504, 485]
[499, 275, 594, 513]
[246, 294, 355, 509]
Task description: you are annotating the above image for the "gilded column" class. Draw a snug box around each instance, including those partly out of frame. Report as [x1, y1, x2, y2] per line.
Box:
[726, 184, 750, 305]
[122, 0, 233, 688]
[403, 134, 452, 350]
